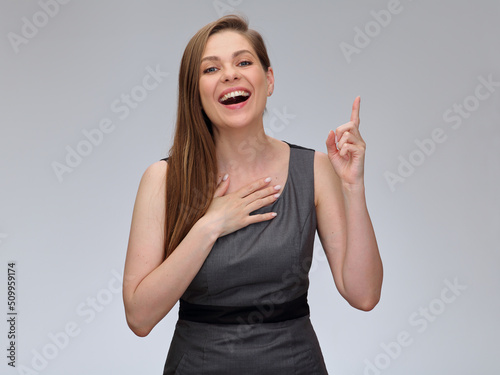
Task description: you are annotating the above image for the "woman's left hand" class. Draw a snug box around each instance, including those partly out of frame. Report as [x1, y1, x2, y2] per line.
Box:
[326, 96, 366, 188]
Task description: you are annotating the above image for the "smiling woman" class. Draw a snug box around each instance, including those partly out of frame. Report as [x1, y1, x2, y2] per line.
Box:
[198, 30, 274, 141]
[122, 14, 382, 375]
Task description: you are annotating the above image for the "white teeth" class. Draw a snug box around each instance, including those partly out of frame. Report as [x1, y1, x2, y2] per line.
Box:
[219, 90, 250, 103]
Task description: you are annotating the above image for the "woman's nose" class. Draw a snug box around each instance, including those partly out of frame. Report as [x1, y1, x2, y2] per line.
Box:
[221, 66, 239, 82]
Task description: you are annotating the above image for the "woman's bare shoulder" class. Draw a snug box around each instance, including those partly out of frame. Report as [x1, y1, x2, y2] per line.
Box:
[144, 159, 168, 179]
[136, 160, 168, 200]
[313, 150, 341, 206]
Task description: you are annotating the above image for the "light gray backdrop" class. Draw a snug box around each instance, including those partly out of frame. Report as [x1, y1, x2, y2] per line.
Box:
[1, 1, 499, 374]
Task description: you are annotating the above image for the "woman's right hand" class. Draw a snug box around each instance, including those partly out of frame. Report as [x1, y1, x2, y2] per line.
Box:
[204, 175, 281, 237]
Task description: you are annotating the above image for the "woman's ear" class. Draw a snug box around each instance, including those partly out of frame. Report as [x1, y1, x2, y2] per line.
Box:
[266, 67, 275, 96]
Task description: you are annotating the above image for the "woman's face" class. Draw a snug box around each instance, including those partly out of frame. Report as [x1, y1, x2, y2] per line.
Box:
[199, 31, 274, 132]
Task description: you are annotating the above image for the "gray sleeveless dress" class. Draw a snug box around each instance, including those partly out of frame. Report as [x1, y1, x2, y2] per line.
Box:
[162, 143, 329, 375]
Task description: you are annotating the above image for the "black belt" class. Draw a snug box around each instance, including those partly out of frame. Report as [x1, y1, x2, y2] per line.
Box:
[178, 292, 310, 324]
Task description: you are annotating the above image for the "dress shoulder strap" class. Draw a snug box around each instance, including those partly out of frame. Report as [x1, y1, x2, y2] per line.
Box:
[283, 141, 315, 153]
[282, 141, 316, 210]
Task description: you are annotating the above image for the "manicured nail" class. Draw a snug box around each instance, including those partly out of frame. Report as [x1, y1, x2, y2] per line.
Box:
[271, 212, 277, 217]
[264, 177, 272, 183]
[274, 193, 280, 198]
[274, 185, 281, 190]
[223, 173, 229, 181]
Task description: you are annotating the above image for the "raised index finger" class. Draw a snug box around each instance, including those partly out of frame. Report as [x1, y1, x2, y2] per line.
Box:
[350, 96, 361, 127]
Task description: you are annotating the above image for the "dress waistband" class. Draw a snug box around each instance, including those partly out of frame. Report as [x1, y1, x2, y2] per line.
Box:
[178, 292, 310, 324]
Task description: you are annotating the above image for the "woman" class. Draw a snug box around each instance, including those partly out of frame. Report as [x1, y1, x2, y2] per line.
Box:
[123, 15, 382, 374]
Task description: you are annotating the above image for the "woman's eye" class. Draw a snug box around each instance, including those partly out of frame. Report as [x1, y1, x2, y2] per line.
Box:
[203, 67, 217, 74]
[238, 60, 252, 67]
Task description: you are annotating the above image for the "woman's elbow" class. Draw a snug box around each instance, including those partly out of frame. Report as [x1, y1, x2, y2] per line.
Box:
[123, 300, 154, 337]
[123, 295, 176, 337]
[351, 293, 381, 312]
[125, 312, 153, 337]
[355, 299, 379, 312]
[130, 325, 152, 338]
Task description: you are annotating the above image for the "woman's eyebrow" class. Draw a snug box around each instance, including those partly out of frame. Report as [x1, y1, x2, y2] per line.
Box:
[201, 49, 254, 64]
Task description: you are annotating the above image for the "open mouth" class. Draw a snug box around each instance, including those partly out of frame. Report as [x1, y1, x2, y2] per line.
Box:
[219, 90, 251, 105]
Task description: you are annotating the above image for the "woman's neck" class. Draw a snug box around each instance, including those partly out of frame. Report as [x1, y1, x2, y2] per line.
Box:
[213, 126, 278, 177]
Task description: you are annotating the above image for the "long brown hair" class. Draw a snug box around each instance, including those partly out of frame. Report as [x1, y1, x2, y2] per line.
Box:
[164, 15, 271, 258]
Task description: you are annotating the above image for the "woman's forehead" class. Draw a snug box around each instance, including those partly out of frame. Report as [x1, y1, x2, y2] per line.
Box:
[202, 31, 256, 59]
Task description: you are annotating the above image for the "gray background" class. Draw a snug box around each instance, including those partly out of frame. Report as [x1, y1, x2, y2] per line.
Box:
[1, 0, 499, 374]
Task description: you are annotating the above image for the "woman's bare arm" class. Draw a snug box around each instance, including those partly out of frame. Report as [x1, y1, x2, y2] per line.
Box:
[315, 97, 383, 311]
[122, 161, 279, 336]
[315, 152, 382, 311]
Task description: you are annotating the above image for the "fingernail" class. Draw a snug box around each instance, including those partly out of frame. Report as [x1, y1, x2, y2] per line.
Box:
[223, 173, 229, 181]
[271, 212, 277, 217]
[264, 177, 272, 183]
[274, 193, 280, 198]
[274, 185, 281, 190]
